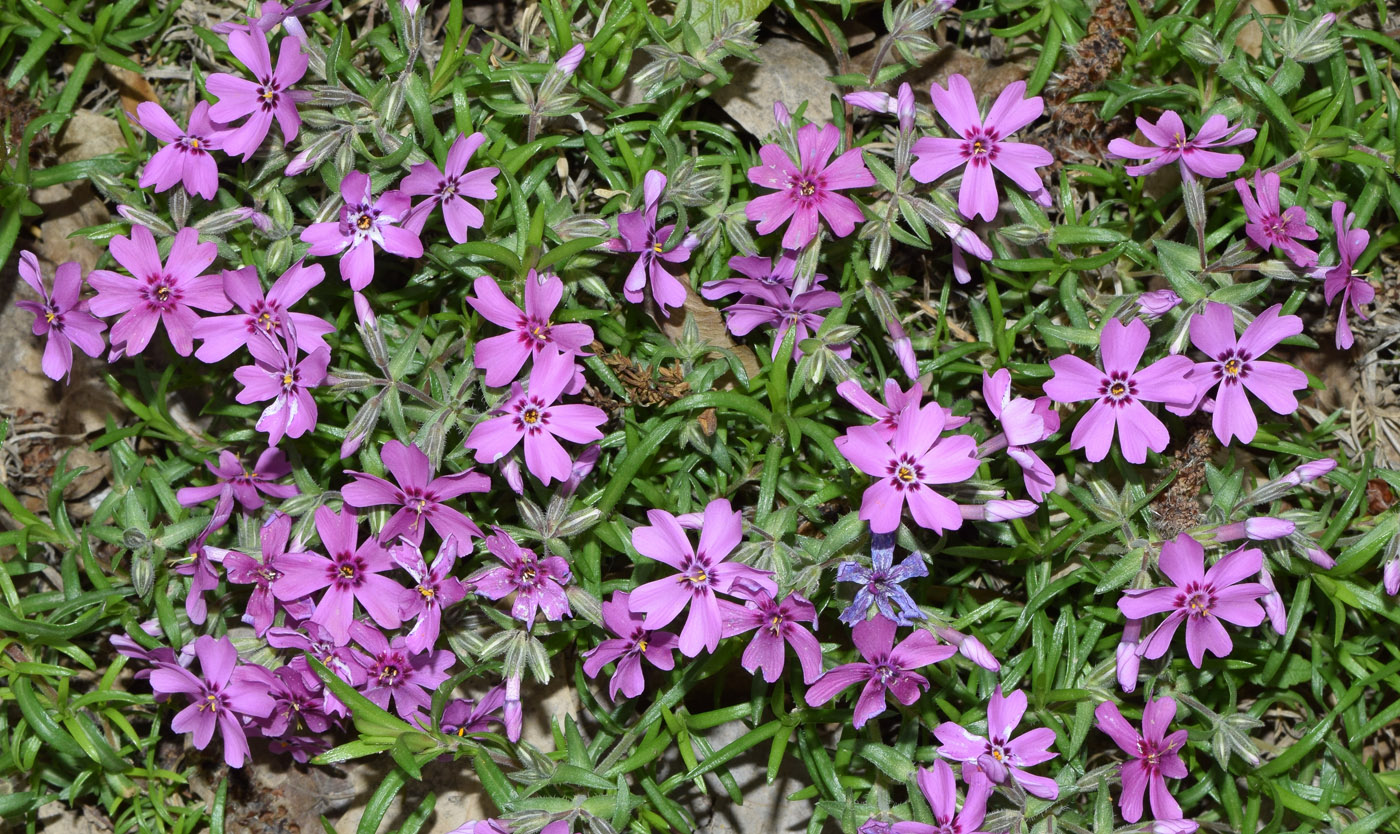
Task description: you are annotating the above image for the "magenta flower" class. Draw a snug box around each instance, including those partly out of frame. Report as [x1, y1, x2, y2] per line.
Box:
[401, 132, 500, 243]
[221, 512, 300, 635]
[342, 439, 490, 545]
[1043, 318, 1195, 464]
[438, 686, 506, 737]
[206, 30, 309, 159]
[148, 635, 275, 768]
[1316, 201, 1375, 349]
[1234, 171, 1318, 266]
[176, 447, 296, 517]
[628, 498, 777, 657]
[192, 261, 334, 363]
[836, 401, 981, 535]
[700, 251, 813, 301]
[607, 170, 697, 316]
[464, 349, 607, 486]
[803, 615, 955, 728]
[719, 583, 822, 684]
[349, 622, 453, 723]
[722, 282, 846, 361]
[934, 685, 1060, 799]
[911, 74, 1053, 222]
[392, 537, 468, 654]
[982, 368, 1058, 502]
[1107, 111, 1255, 181]
[232, 331, 329, 446]
[212, 0, 329, 39]
[466, 271, 594, 388]
[582, 590, 679, 700]
[1118, 533, 1268, 667]
[473, 527, 572, 629]
[898, 760, 995, 834]
[14, 251, 105, 381]
[1095, 697, 1189, 822]
[260, 664, 330, 738]
[299, 171, 422, 291]
[88, 226, 231, 357]
[273, 505, 407, 645]
[834, 379, 929, 441]
[746, 122, 875, 249]
[1170, 303, 1307, 445]
[136, 101, 224, 199]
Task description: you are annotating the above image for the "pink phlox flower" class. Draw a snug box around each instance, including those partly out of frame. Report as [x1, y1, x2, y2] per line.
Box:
[910, 74, 1053, 222]
[1106, 110, 1256, 181]
[232, 328, 329, 446]
[212, 0, 328, 39]
[934, 685, 1061, 799]
[136, 101, 225, 199]
[88, 225, 231, 357]
[1095, 697, 1189, 822]
[718, 581, 822, 684]
[464, 348, 607, 485]
[272, 505, 408, 645]
[176, 447, 297, 515]
[802, 615, 955, 728]
[14, 251, 106, 381]
[466, 271, 594, 388]
[1168, 302, 1307, 445]
[1257, 566, 1287, 636]
[834, 379, 933, 441]
[1137, 289, 1182, 319]
[627, 498, 778, 657]
[836, 401, 981, 535]
[473, 527, 573, 629]
[582, 590, 679, 700]
[178, 532, 223, 625]
[700, 251, 821, 302]
[896, 760, 995, 834]
[192, 261, 334, 362]
[1234, 170, 1318, 266]
[111, 621, 178, 684]
[721, 282, 848, 361]
[392, 536, 469, 654]
[401, 132, 500, 243]
[221, 511, 304, 635]
[299, 170, 422, 291]
[266, 621, 363, 717]
[983, 368, 1058, 502]
[206, 30, 310, 159]
[1043, 318, 1195, 464]
[349, 621, 453, 723]
[438, 685, 507, 737]
[746, 122, 876, 249]
[342, 439, 490, 545]
[148, 635, 275, 768]
[1118, 533, 1269, 667]
[1314, 201, 1375, 350]
[260, 664, 331, 737]
[606, 170, 697, 317]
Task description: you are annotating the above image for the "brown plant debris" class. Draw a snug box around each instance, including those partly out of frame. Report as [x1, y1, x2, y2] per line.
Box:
[587, 341, 691, 410]
[1032, 0, 1135, 166]
[1151, 424, 1214, 539]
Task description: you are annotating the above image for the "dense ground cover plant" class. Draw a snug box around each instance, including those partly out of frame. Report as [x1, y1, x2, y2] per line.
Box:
[3, 0, 1400, 833]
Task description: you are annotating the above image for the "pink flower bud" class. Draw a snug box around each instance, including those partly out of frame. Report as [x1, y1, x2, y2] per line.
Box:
[843, 91, 894, 114]
[1283, 458, 1337, 486]
[1116, 619, 1141, 692]
[984, 499, 1037, 522]
[773, 101, 791, 128]
[1385, 557, 1399, 596]
[896, 83, 915, 134]
[554, 44, 585, 75]
[1142, 821, 1199, 834]
[1305, 548, 1335, 569]
[934, 628, 1000, 671]
[352, 291, 377, 327]
[1245, 517, 1296, 539]
[1258, 568, 1286, 635]
[1137, 289, 1182, 318]
[893, 336, 918, 381]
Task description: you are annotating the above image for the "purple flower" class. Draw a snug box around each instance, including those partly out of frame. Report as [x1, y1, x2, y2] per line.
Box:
[206, 30, 310, 159]
[136, 101, 224, 199]
[983, 368, 1058, 502]
[222, 512, 300, 635]
[555, 43, 585, 75]
[1095, 697, 1189, 822]
[898, 760, 995, 834]
[718, 583, 822, 684]
[273, 505, 407, 645]
[835, 379, 929, 441]
[1169, 303, 1307, 445]
[473, 527, 572, 629]
[349, 622, 454, 723]
[88, 226, 232, 357]
[1235, 170, 1318, 266]
[232, 330, 329, 446]
[464, 349, 607, 485]
[466, 272, 595, 388]
[911, 74, 1053, 222]
[1117, 618, 1142, 692]
[836, 401, 981, 535]
[342, 439, 490, 545]
[260, 664, 331, 738]
[627, 498, 777, 657]
[722, 282, 846, 360]
[1137, 289, 1183, 318]
[299, 171, 422, 291]
[934, 686, 1060, 799]
[392, 536, 469, 654]
[746, 122, 875, 249]
[438, 686, 506, 737]
[1118, 533, 1268, 667]
[607, 170, 697, 316]
[1107, 110, 1255, 181]
[192, 261, 335, 362]
[14, 251, 106, 381]
[700, 251, 814, 301]
[1043, 318, 1195, 464]
[148, 635, 275, 767]
[582, 590, 679, 700]
[1316, 201, 1375, 350]
[213, 0, 328, 39]
[836, 531, 927, 627]
[401, 132, 500, 244]
[803, 615, 955, 728]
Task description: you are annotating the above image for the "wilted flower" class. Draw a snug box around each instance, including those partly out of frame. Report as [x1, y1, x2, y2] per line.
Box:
[835, 531, 927, 627]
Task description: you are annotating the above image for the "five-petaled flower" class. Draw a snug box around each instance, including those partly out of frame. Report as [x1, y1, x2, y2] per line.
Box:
[895, 759, 996, 834]
[934, 685, 1061, 799]
[349, 621, 454, 723]
[803, 615, 955, 728]
[473, 527, 573, 629]
[193, 261, 335, 363]
[136, 101, 225, 199]
[1107, 110, 1255, 181]
[582, 590, 679, 700]
[300, 170, 423, 291]
[343, 439, 490, 545]
[401, 132, 500, 243]
[14, 251, 106, 381]
[1095, 697, 1189, 822]
[718, 581, 823, 684]
[1235, 170, 1318, 267]
[1315, 201, 1375, 350]
[835, 531, 927, 627]
[607, 169, 698, 317]
[746, 122, 876, 250]
[393, 536, 469, 655]
[466, 272, 594, 388]
[721, 282, 847, 360]
[206, 30, 310, 159]
[232, 329, 330, 446]
[148, 635, 275, 768]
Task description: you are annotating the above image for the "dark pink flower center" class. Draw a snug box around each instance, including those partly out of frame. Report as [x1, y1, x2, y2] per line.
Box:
[256, 79, 283, 110]
[1135, 736, 1170, 771]
[256, 565, 281, 586]
[1098, 370, 1137, 407]
[1177, 581, 1216, 619]
[518, 314, 551, 348]
[675, 556, 713, 593]
[328, 553, 367, 589]
[141, 275, 182, 312]
[962, 127, 1001, 165]
[511, 395, 551, 435]
[1213, 348, 1253, 386]
[247, 300, 284, 335]
[372, 652, 411, 688]
[196, 684, 226, 714]
[513, 555, 550, 591]
[885, 453, 924, 490]
[179, 134, 210, 154]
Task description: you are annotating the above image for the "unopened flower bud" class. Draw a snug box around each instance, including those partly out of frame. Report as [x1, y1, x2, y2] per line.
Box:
[1117, 619, 1142, 692]
[1180, 26, 1229, 64]
[1305, 547, 1335, 569]
[1142, 821, 1199, 834]
[1282, 458, 1337, 487]
[555, 44, 585, 75]
[896, 83, 915, 134]
[983, 499, 1037, 522]
[1216, 517, 1296, 541]
[773, 100, 791, 128]
[1282, 12, 1339, 63]
[1384, 554, 1399, 597]
[1137, 289, 1183, 318]
[1258, 568, 1286, 635]
[844, 91, 895, 114]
